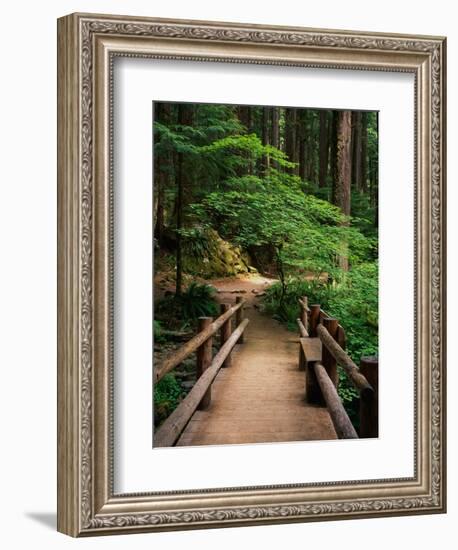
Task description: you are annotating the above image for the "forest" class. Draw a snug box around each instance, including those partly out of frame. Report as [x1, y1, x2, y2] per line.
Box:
[153, 101, 379, 429]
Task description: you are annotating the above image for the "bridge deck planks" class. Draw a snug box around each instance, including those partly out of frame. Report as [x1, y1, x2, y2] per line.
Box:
[177, 298, 337, 447]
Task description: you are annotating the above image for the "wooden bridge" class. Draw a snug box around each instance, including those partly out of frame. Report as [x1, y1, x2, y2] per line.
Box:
[154, 288, 378, 447]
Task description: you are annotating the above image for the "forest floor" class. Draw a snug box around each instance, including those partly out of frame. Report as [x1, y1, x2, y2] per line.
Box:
[176, 274, 337, 445]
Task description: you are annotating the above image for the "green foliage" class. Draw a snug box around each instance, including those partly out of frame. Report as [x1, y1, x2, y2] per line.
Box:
[192, 169, 374, 290]
[350, 190, 378, 242]
[178, 282, 218, 319]
[199, 133, 295, 176]
[261, 262, 378, 421]
[261, 278, 307, 324]
[337, 368, 360, 426]
[156, 282, 218, 329]
[367, 113, 379, 188]
[263, 263, 378, 359]
[154, 104, 378, 298]
[154, 374, 182, 427]
[179, 226, 215, 260]
[153, 102, 380, 431]
[153, 320, 166, 343]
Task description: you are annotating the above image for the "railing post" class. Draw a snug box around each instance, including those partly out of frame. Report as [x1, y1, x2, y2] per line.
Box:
[359, 356, 379, 438]
[322, 317, 339, 388]
[235, 296, 244, 344]
[300, 295, 308, 333]
[309, 304, 321, 337]
[220, 303, 232, 367]
[196, 317, 213, 409]
[298, 343, 305, 371]
[305, 359, 323, 405]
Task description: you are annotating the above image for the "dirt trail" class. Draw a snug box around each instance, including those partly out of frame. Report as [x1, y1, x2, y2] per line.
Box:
[177, 275, 337, 446]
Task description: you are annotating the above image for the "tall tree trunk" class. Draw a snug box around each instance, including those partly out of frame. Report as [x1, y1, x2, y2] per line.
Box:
[373, 112, 379, 227]
[271, 107, 280, 169]
[237, 105, 252, 132]
[352, 111, 362, 191]
[238, 105, 255, 174]
[153, 103, 169, 247]
[285, 108, 298, 173]
[335, 111, 352, 215]
[153, 102, 163, 241]
[318, 110, 329, 188]
[175, 149, 183, 296]
[175, 104, 194, 296]
[330, 111, 338, 203]
[374, 164, 379, 228]
[262, 106, 271, 171]
[360, 112, 368, 193]
[307, 114, 317, 182]
[298, 137, 306, 180]
[370, 150, 379, 228]
[334, 110, 352, 271]
[296, 110, 305, 178]
[271, 107, 280, 149]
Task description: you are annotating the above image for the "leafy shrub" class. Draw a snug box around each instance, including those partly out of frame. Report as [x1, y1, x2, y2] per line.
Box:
[337, 367, 360, 426]
[154, 320, 166, 343]
[261, 263, 378, 424]
[179, 282, 218, 319]
[262, 263, 378, 359]
[261, 277, 310, 326]
[180, 226, 215, 260]
[155, 282, 218, 329]
[154, 374, 182, 427]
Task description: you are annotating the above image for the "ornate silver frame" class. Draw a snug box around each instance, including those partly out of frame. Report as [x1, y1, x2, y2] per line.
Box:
[57, 13, 446, 536]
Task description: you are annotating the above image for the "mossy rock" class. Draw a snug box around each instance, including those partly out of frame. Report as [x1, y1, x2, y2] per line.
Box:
[182, 228, 255, 278]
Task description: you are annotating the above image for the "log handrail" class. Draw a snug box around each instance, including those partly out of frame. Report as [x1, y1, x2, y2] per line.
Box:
[297, 296, 378, 439]
[154, 299, 245, 382]
[316, 323, 373, 398]
[298, 300, 331, 329]
[155, 318, 250, 447]
[314, 362, 358, 439]
[298, 298, 333, 319]
[298, 297, 309, 333]
[298, 298, 310, 313]
[296, 318, 309, 338]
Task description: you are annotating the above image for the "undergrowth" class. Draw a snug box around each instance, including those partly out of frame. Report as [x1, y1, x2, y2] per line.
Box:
[153, 374, 182, 427]
[261, 262, 378, 427]
[155, 282, 218, 330]
[154, 282, 219, 427]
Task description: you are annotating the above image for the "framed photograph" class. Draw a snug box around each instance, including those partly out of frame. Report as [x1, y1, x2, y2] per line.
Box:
[57, 13, 446, 536]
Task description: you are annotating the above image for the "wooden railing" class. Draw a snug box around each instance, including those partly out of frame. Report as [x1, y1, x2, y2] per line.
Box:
[154, 296, 248, 447]
[297, 297, 379, 439]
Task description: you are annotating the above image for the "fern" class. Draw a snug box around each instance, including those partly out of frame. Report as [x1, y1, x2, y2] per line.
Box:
[155, 282, 218, 328]
[178, 282, 218, 319]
